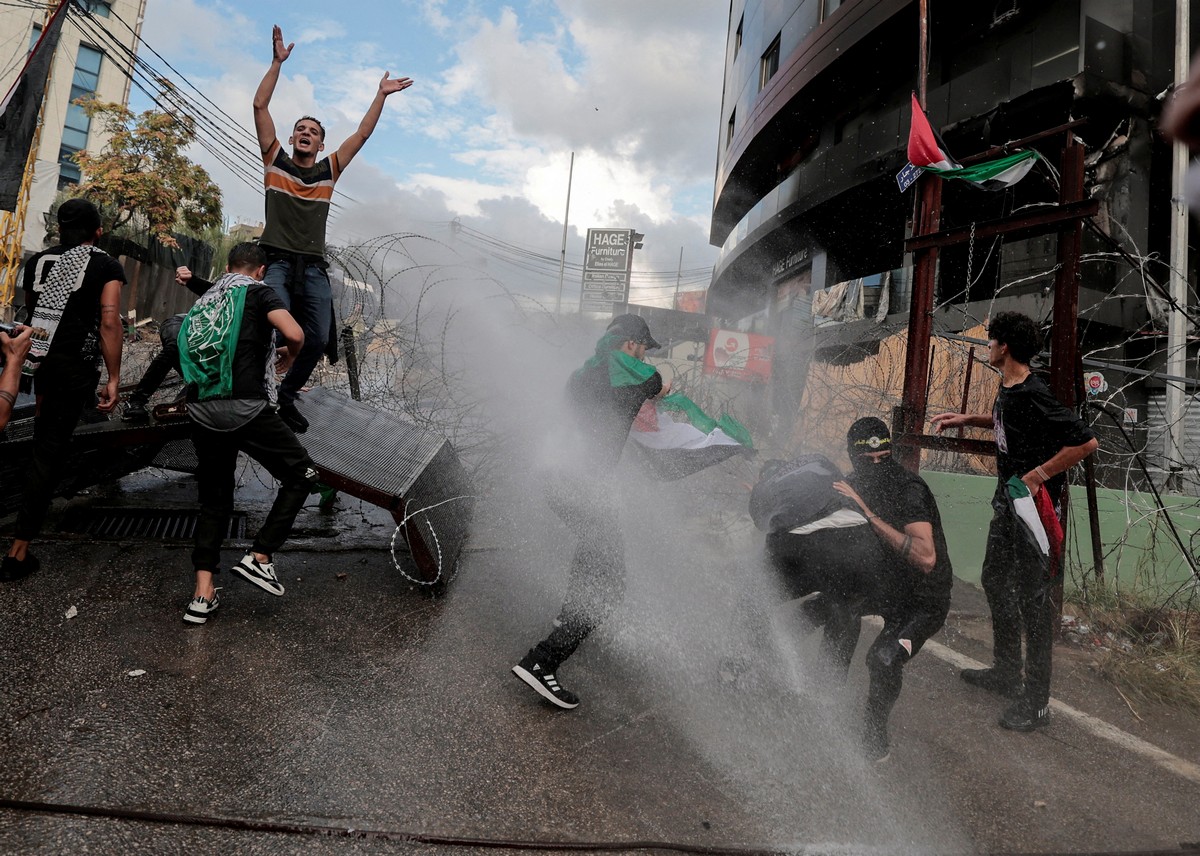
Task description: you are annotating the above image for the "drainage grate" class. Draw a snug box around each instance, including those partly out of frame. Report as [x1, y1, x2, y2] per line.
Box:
[61, 507, 247, 540]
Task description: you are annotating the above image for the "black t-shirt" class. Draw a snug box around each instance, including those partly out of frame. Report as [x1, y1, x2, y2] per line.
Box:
[566, 358, 663, 469]
[226, 282, 286, 400]
[22, 245, 126, 394]
[848, 464, 953, 608]
[993, 374, 1094, 501]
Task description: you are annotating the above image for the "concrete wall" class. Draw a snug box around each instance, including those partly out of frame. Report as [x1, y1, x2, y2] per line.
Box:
[923, 470, 1200, 596]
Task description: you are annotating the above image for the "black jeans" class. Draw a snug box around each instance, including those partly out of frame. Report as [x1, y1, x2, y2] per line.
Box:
[191, 408, 318, 572]
[131, 315, 184, 402]
[765, 525, 887, 683]
[14, 384, 95, 542]
[980, 486, 1056, 709]
[529, 476, 625, 672]
[863, 601, 950, 745]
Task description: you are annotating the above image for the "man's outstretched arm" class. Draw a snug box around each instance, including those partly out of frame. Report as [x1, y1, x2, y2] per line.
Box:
[334, 71, 414, 170]
[253, 25, 293, 156]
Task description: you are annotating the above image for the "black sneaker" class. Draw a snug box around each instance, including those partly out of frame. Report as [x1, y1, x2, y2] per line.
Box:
[1000, 699, 1050, 731]
[278, 403, 308, 434]
[960, 667, 1021, 699]
[0, 553, 39, 582]
[512, 656, 579, 709]
[122, 398, 150, 422]
[862, 717, 890, 763]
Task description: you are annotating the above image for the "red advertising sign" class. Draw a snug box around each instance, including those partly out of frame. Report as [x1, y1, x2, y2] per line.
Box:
[703, 328, 773, 381]
[675, 289, 707, 314]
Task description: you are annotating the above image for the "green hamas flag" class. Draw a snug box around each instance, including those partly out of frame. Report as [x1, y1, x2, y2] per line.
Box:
[178, 274, 252, 400]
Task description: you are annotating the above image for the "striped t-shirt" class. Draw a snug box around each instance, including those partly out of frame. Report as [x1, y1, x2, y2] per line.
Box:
[259, 140, 341, 257]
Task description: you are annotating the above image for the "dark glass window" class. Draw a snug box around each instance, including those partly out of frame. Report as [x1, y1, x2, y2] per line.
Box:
[80, 0, 112, 17]
[58, 44, 104, 188]
[759, 35, 780, 91]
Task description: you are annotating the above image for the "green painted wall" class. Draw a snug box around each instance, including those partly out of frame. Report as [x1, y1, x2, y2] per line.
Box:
[921, 470, 1200, 595]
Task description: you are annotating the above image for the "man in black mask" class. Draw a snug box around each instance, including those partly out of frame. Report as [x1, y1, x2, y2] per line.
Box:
[832, 417, 953, 762]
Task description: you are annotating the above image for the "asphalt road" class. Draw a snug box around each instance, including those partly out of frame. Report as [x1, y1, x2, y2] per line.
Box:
[0, 467, 1197, 855]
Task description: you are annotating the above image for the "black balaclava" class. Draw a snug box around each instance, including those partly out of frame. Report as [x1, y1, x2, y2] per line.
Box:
[846, 416, 903, 485]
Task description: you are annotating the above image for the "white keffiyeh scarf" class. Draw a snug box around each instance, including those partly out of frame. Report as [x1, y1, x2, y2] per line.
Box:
[23, 244, 99, 376]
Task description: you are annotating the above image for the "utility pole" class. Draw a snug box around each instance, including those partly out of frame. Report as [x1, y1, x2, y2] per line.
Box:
[1166, 0, 1191, 491]
[555, 151, 574, 314]
[673, 246, 683, 308]
[897, 0, 940, 471]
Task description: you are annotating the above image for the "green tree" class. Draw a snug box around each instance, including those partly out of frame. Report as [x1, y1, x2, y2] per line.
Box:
[72, 98, 222, 248]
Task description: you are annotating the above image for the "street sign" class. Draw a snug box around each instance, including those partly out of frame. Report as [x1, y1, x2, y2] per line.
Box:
[580, 228, 637, 313]
[896, 162, 922, 192]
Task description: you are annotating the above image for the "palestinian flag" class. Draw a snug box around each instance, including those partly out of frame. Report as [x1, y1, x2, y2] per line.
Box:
[904, 93, 1039, 191]
[628, 392, 753, 481]
[1005, 476, 1064, 581]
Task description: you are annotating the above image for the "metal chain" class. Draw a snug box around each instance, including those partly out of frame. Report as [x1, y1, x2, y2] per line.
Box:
[964, 221, 976, 325]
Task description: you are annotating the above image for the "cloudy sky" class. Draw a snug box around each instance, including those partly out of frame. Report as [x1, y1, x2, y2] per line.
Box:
[135, 0, 730, 308]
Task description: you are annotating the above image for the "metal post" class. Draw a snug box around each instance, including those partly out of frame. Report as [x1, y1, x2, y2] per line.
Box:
[1166, 0, 1191, 490]
[341, 326, 361, 401]
[1077, 352, 1105, 582]
[1049, 141, 1084, 407]
[674, 245, 683, 308]
[898, 174, 941, 471]
[554, 151, 574, 314]
[896, 0, 936, 472]
[1049, 139, 1086, 632]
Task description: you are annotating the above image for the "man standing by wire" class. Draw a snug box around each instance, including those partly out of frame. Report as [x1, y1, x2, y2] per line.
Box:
[932, 312, 1097, 731]
[832, 417, 953, 762]
[252, 25, 413, 434]
[512, 314, 669, 709]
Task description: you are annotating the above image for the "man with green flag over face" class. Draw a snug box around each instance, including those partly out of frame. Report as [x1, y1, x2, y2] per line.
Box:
[512, 314, 669, 709]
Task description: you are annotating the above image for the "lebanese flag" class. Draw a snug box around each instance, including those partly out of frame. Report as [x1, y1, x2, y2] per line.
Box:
[905, 93, 1039, 190]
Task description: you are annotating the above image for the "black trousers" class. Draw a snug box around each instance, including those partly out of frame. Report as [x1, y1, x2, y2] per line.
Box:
[191, 408, 318, 572]
[529, 476, 625, 672]
[765, 526, 886, 684]
[981, 488, 1055, 709]
[765, 527, 947, 741]
[14, 384, 95, 542]
[862, 602, 950, 746]
[131, 315, 184, 402]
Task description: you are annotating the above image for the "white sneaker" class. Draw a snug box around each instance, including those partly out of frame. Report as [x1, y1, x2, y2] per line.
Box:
[183, 591, 220, 624]
[232, 553, 285, 596]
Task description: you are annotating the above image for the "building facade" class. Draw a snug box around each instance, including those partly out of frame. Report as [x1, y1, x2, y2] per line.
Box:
[0, 0, 146, 254]
[710, 0, 1191, 480]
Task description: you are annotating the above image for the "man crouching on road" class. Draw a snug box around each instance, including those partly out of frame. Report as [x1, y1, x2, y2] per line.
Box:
[832, 417, 954, 762]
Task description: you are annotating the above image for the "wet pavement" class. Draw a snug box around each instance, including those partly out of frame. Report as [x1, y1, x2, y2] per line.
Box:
[0, 464, 1198, 855]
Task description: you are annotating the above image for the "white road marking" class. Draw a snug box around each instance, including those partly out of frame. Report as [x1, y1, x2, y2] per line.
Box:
[893, 621, 1200, 785]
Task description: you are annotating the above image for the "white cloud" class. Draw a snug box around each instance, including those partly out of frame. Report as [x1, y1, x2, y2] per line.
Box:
[137, 0, 724, 300]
